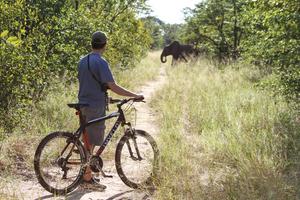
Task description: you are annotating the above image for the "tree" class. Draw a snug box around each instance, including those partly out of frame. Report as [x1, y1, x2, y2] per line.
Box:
[184, 0, 244, 62]
[241, 0, 300, 102]
[141, 16, 164, 49]
[162, 23, 184, 46]
[0, 0, 151, 132]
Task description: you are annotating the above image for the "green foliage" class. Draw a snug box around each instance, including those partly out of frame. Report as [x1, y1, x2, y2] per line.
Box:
[241, 0, 300, 102]
[0, 0, 151, 133]
[141, 16, 185, 48]
[141, 16, 164, 49]
[162, 23, 185, 45]
[184, 0, 244, 61]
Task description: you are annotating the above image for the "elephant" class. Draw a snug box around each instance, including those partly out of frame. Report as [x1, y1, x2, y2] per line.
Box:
[160, 41, 197, 66]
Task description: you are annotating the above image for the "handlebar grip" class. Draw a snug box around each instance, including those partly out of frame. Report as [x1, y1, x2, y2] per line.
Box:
[109, 97, 145, 105]
[133, 96, 145, 102]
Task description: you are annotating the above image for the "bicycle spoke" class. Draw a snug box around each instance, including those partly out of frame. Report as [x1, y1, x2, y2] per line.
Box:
[116, 130, 158, 188]
[35, 132, 86, 193]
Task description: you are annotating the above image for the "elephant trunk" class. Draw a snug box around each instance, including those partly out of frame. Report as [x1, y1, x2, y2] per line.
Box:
[160, 53, 167, 63]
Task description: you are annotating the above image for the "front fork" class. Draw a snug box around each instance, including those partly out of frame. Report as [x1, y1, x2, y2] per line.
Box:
[125, 125, 142, 161]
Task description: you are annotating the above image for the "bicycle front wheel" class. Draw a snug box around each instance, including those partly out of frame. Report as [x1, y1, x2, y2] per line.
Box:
[34, 132, 87, 195]
[115, 129, 159, 189]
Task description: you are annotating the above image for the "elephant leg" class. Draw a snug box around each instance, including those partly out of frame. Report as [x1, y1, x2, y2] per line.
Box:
[180, 54, 188, 62]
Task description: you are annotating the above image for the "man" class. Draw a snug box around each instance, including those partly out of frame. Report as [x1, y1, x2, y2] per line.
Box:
[78, 31, 143, 187]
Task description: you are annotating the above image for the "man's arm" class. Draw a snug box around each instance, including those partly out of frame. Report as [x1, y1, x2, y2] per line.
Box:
[107, 82, 142, 98]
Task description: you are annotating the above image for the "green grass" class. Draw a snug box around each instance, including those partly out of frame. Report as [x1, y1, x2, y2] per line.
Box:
[152, 60, 299, 199]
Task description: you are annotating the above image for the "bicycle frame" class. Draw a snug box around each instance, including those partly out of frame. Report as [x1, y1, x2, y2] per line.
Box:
[73, 105, 129, 157]
[34, 98, 158, 195]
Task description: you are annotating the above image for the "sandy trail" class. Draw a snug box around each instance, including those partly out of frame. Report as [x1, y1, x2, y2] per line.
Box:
[2, 67, 166, 200]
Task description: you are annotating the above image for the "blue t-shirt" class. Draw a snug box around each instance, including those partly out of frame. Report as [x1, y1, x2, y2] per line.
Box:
[78, 52, 115, 107]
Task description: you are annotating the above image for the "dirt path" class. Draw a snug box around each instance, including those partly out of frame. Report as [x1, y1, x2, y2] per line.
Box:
[1, 67, 166, 200]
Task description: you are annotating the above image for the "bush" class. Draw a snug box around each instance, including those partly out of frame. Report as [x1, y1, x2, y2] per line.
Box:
[0, 0, 151, 133]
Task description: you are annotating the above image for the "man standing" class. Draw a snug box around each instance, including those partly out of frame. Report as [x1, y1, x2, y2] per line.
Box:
[78, 31, 143, 186]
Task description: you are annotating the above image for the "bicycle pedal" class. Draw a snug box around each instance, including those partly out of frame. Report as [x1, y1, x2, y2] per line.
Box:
[104, 174, 113, 178]
[99, 168, 113, 178]
[101, 171, 113, 178]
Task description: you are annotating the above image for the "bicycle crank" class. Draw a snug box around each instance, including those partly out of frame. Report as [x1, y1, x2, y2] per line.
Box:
[89, 156, 113, 178]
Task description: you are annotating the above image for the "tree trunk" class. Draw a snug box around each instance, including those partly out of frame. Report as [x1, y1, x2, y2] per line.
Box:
[232, 0, 239, 60]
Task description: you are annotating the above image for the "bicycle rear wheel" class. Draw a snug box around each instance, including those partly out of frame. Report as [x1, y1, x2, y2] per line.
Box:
[34, 132, 87, 195]
[115, 129, 159, 189]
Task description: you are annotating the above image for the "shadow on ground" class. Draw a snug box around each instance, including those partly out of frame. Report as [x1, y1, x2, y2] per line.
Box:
[34, 188, 153, 200]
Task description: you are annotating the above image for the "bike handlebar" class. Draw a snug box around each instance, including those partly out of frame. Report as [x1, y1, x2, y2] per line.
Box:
[109, 97, 145, 106]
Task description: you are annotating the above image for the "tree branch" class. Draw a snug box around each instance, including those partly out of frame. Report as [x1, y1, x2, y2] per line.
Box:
[110, 0, 135, 22]
[198, 33, 219, 46]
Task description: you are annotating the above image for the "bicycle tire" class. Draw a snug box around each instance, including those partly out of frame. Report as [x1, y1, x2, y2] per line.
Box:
[115, 129, 159, 189]
[34, 131, 87, 195]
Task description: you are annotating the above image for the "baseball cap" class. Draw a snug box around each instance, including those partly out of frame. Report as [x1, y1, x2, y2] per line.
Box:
[91, 31, 107, 44]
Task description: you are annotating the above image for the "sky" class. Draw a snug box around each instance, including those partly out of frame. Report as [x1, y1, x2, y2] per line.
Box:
[146, 0, 200, 24]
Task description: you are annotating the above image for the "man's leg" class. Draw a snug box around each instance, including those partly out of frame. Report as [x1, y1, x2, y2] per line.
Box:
[83, 129, 93, 153]
[82, 129, 94, 181]
[81, 106, 105, 181]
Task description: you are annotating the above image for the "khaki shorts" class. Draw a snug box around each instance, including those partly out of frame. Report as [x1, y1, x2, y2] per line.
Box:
[81, 106, 106, 146]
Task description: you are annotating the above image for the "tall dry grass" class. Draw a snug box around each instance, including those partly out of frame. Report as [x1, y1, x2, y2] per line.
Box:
[153, 60, 299, 199]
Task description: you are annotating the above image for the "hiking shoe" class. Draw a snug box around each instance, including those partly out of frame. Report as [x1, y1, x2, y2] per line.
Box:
[81, 177, 107, 190]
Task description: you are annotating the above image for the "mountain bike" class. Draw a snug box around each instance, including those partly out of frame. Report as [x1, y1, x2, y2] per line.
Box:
[34, 97, 159, 195]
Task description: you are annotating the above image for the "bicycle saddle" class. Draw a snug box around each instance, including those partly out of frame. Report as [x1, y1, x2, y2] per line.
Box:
[67, 103, 89, 110]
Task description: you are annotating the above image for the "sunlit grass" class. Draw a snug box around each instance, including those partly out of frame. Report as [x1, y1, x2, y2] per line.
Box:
[153, 60, 299, 199]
